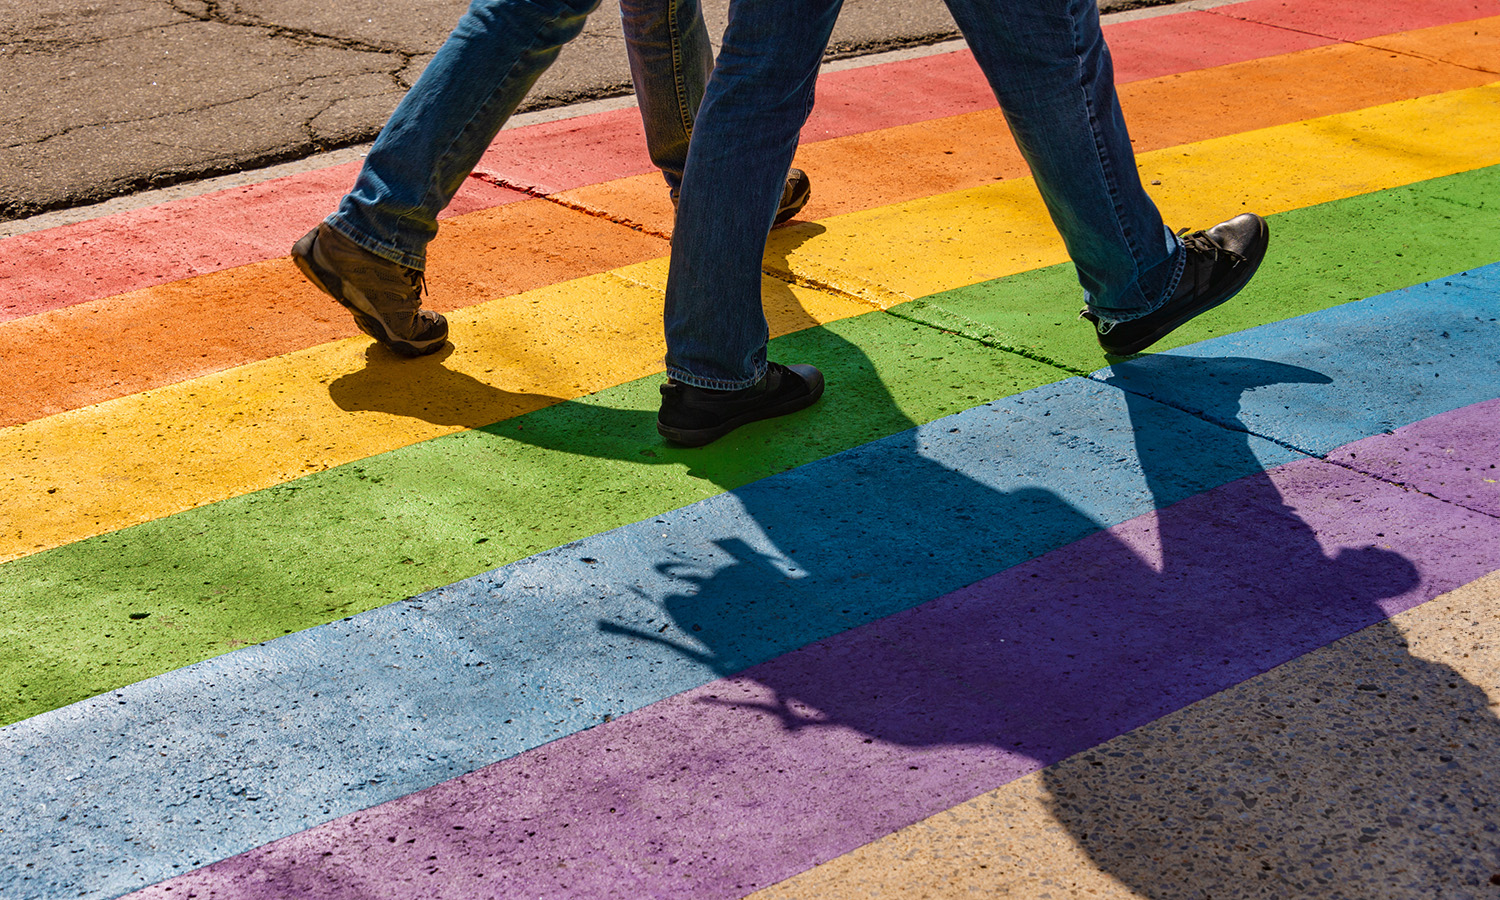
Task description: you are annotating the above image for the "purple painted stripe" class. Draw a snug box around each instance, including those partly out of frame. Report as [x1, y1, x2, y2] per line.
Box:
[128, 408, 1500, 899]
[1329, 397, 1500, 518]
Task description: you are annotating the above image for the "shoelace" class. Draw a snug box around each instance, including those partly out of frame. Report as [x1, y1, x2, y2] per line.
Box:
[1177, 227, 1246, 264]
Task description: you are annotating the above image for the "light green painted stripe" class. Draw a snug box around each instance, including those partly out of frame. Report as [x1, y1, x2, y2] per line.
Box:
[4, 166, 1500, 727]
[898, 164, 1500, 371]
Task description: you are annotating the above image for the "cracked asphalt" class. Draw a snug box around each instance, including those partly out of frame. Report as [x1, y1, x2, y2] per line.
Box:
[0, 0, 1167, 222]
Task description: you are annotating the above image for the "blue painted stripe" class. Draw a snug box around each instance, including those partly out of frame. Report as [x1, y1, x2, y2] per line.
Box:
[3, 264, 1498, 900]
[1098, 266, 1500, 452]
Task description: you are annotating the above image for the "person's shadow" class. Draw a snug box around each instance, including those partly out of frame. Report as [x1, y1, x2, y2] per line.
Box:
[1033, 356, 1500, 897]
[591, 344, 1499, 894]
[328, 344, 564, 428]
[324, 233, 1500, 894]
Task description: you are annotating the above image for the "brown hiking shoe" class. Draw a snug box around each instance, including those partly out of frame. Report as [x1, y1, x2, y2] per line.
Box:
[291, 223, 449, 357]
[670, 168, 812, 226]
[774, 168, 811, 225]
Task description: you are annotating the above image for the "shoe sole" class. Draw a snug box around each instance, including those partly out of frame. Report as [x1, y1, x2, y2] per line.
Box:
[290, 229, 448, 359]
[1101, 217, 1270, 357]
[656, 373, 826, 447]
[772, 173, 812, 226]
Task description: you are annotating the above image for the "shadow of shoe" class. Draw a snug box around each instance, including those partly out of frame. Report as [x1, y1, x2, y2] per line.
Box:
[328, 344, 564, 429]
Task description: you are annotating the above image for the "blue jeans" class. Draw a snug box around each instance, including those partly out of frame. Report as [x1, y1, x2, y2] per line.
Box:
[664, 0, 1185, 389]
[328, 0, 713, 271]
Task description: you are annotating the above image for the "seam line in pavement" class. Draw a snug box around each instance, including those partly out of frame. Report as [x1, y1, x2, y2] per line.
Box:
[1202, 3, 1500, 77]
[1345, 38, 1500, 76]
[473, 171, 678, 241]
[1317, 454, 1500, 521]
[1083, 362, 1500, 523]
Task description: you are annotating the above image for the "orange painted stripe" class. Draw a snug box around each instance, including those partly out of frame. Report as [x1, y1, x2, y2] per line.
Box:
[5, 17, 1495, 429]
[8, 0, 1494, 323]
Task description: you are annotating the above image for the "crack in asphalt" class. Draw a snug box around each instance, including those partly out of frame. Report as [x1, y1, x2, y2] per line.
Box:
[167, 0, 420, 60]
[0, 72, 388, 153]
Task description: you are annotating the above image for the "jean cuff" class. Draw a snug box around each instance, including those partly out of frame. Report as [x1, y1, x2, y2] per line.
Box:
[1084, 232, 1187, 325]
[664, 362, 767, 391]
[323, 213, 428, 273]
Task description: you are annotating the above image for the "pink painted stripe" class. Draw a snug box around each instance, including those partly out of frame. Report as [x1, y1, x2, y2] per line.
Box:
[125, 403, 1500, 899]
[1223, 0, 1500, 41]
[0, 166, 525, 323]
[7, 0, 1485, 321]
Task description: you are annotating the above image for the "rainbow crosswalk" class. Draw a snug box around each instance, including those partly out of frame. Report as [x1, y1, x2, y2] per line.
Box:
[3, 0, 1499, 896]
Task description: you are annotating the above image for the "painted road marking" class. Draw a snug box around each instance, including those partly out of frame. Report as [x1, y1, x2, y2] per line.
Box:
[5, 268, 1497, 899]
[116, 409, 1500, 900]
[9, 18, 1497, 429]
[4, 188, 1499, 726]
[3, 86, 1499, 566]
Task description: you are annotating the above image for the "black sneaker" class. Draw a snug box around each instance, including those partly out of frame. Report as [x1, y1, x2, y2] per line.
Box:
[671, 168, 811, 226]
[1082, 213, 1270, 356]
[291, 223, 449, 358]
[657, 362, 825, 446]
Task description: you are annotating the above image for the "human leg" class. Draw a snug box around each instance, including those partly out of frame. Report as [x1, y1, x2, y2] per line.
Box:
[940, 0, 1182, 320]
[940, 0, 1267, 353]
[620, 0, 712, 196]
[326, 0, 602, 271]
[299, 0, 717, 357]
[660, 0, 842, 391]
[293, 0, 600, 356]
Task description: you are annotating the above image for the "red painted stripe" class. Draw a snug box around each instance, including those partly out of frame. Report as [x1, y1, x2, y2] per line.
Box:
[0, 165, 525, 322]
[4, 0, 1493, 320]
[1223, 0, 1500, 41]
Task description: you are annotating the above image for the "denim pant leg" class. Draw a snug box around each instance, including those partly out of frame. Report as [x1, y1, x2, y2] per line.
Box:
[330, 0, 709, 271]
[621, 0, 714, 196]
[941, 0, 1183, 320]
[327, 0, 601, 270]
[662, 0, 844, 389]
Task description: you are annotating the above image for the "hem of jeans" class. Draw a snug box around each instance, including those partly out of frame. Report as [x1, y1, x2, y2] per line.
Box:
[323, 213, 427, 272]
[665, 362, 767, 392]
[1085, 232, 1186, 325]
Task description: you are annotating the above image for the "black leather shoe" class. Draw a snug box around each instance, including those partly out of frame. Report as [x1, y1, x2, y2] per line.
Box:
[1082, 213, 1269, 356]
[657, 362, 825, 447]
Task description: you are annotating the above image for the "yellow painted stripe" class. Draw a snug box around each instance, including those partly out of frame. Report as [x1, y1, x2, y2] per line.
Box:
[748, 570, 1500, 900]
[3, 83, 1499, 562]
[767, 83, 1500, 308]
[0, 264, 866, 562]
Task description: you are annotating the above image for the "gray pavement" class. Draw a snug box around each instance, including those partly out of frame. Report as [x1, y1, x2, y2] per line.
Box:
[0, 0, 1169, 222]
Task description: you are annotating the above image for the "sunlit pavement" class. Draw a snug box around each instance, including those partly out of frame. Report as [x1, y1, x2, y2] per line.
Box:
[3, 0, 1499, 896]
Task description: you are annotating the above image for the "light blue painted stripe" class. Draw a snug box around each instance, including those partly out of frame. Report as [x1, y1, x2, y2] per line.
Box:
[3, 263, 1498, 900]
[1098, 266, 1499, 453]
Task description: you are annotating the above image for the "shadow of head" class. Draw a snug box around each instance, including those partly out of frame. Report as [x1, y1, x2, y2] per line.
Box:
[1042, 612, 1500, 897]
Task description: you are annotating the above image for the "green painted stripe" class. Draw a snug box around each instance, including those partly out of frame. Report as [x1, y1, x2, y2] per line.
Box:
[899, 164, 1500, 370]
[4, 165, 1500, 726]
